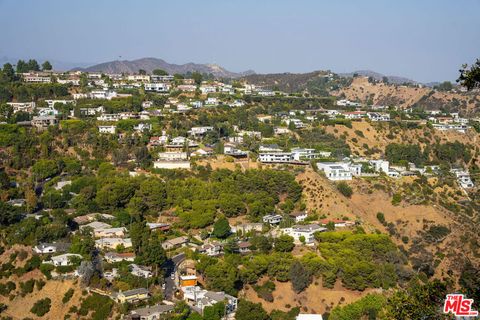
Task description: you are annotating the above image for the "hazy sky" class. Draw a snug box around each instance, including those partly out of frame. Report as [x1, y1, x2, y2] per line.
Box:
[1, 0, 479, 82]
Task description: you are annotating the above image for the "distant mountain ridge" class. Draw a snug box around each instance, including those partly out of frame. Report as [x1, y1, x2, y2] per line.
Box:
[338, 70, 418, 85]
[72, 57, 255, 78]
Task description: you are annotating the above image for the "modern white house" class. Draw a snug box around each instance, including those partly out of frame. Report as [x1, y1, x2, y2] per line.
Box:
[291, 148, 320, 161]
[289, 211, 308, 223]
[317, 162, 362, 181]
[97, 114, 121, 121]
[189, 126, 214, 137]
[368, 112, 390, 122]
[98, 125, 117, 134]
[263, 214, 283, 225]
[451, 169, 474, 189]
[282, 224, 326, 245]
[144, 82, 170, 92]
[259, 152, 294, 163]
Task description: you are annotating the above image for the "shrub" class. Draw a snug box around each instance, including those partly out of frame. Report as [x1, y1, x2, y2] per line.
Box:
[39, 264, 54, 279]
[337, 182, 353, 198]
[20, 279, 35, 296]
[30, 298, 51, 317]
[376, 212, 386, 225]
[62, 288, 74, 304]
[391, 193, 402, 206]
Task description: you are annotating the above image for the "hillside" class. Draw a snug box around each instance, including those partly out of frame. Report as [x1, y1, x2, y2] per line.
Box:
[73, 57, 255, 78]
[333, 77, 480, 115]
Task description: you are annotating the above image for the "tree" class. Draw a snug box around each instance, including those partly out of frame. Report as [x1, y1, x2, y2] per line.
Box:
[2, 63, 15, 82]
[289, 261, 311, 293]
[0, 201, 21, 225]
[212, 217, 231, 239]
[27, 59, 40, 71]
[191, 72, 203, 85]
[152, 69, 168, 76]
[274, 235, 295, 252]
[138, 69, 146, 75]
[336, 182, 353, 198]
[235, 299, 269, 320]
[30, 298, 51, 317]
[42, 61, 53, 71]
[32, 159, 59, 181]
[382, 76, 389, 84]
[458, 58, 480, 90]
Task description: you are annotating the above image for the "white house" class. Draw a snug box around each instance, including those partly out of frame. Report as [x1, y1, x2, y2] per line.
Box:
[189, 126, 214, 137]
[6, 102, 36, 114]
[133, 123, 152, 133]
[282, 224, 326, 245]
[144, 82, 169, 92]
[49, 253, 82, 266]
[317, 162, 362, 181]
[33, 242, 70, 254]
[130, 264, 153, 278]
[451, 169, 474, 189]
[182, 286, 237, 316]
[263, 214, 283, 225]
[289, 211, 308, 223]
[291, 148, 319, 161]
[296, 314, 323, 320]
[97, 114, 121, 121]
[259, 152, 294, 163]
[205, 97, 218, 105]
[368, 112, 390, 122]
[98, 125, 116, 134]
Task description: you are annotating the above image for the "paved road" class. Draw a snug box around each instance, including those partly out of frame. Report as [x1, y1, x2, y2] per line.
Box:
[163, 253, 186, 300]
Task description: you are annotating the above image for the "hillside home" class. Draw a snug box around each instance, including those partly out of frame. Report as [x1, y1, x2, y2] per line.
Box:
[289, 211, 308, 223]
[7, 102, 36, 114]
[198, 242, 223, 256]
[114, 288, 149, 303]
[97, 114, 121, 121]
[162, 236, 189, 250]
[129, 304, 175, 320]
[144, 82, 169, 92]
[130, 264, 153, 278]
[296, 315, 323, 320]
[182, 286, 238, 316]
[104, 252, 136, 263]
[291, 148, 320, 161]
[263, 214, 283, 225]
[189, 126, 214, 137]
[451, 169, 474, 189]
[98, 125, 116, 134]
[49, 253, 82, 266]
[259, 152, 294, 163]
[95, 238, 133, 250]
[33, 242, 70, 254]
[367, 112, 390, 121]
[31, 116, 58, 129]
[342, 111, 367, 119]
[231, 223, 263, 234]
[80, 221, 112, 231]
[317, 162, 362, 181]
[282, 224, 326, 245]
[319, 219, 355, 228]
[93, 227, 127, 238]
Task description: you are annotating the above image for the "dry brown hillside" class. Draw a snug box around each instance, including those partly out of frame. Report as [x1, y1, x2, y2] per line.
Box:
[323, 120, 480, 160]
[333, 77, 480, 115]
[298, 168, 480, 282]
